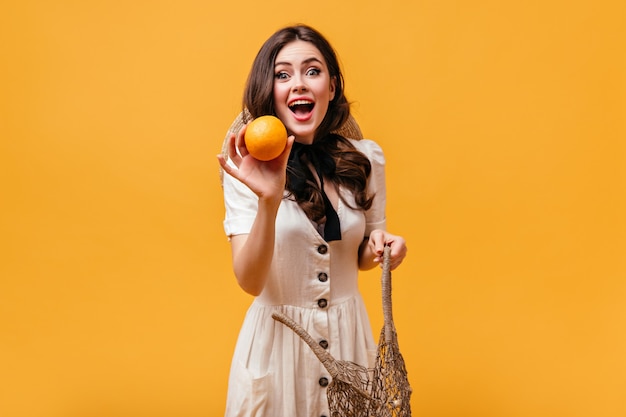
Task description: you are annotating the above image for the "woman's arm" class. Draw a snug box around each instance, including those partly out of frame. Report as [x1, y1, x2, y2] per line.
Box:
[228, 196, 280, 296]
[218, 127, 295, 296]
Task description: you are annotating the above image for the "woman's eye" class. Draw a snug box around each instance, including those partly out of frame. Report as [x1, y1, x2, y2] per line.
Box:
[306, 68, 321, 76]
[275, 72, 289, 80]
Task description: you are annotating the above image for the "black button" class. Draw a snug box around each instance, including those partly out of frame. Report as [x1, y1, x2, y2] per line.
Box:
[318, 272, 328, 282]
[317, 244, 328, 254]
[319, 377, 329, 387]
[319, 339, 329, 349]
[317, 299, 328, 308]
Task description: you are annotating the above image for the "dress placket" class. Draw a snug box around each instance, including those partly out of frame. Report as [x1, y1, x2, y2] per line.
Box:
[312, 241, 332, 417]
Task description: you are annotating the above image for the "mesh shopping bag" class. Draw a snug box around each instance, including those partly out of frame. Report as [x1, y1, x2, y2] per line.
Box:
[272, 245, 412, 416]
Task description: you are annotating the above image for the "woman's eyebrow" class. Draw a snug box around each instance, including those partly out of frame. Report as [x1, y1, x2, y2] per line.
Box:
[275, 57, 323, 67]
[301, 57, 323, 65]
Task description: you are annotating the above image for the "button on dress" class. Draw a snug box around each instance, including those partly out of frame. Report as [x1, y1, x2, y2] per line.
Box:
[222, 139, 387, 417]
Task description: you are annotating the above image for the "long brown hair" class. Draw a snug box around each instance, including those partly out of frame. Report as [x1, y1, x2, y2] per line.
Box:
[244, 25, 373, 224]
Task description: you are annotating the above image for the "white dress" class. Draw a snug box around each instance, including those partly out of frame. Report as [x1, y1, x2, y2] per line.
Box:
[222, 139, 387, 417]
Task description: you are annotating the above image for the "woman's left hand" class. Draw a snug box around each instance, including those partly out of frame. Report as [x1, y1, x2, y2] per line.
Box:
[361, 230, 407, 270]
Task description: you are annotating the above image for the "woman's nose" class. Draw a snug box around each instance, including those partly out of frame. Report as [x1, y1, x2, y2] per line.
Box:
[292, 78, 307, 92]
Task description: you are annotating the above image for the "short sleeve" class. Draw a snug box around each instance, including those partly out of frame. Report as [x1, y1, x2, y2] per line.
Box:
[351, 139, 387, 236]
[222, 160, 258, 237]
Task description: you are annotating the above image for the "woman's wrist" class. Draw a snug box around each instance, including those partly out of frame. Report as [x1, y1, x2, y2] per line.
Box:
[258, 194, 282, 214]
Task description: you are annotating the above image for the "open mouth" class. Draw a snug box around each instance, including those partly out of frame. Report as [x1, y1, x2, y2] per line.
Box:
[288, 99, 315, 117]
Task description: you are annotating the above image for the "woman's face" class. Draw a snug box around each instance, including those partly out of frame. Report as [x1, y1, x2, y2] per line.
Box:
[273, 40, 336, 144]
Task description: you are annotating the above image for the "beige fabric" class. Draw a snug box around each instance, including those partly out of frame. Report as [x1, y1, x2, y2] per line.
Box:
[219, 109, 364, 184]
[222, 138, 386, 417]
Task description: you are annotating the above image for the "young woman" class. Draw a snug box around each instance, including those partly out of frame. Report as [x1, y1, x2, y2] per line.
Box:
[217, 24, 407, 417]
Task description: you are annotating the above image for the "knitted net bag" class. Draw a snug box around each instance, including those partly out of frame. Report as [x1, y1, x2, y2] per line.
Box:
[273, 246, 412, 416]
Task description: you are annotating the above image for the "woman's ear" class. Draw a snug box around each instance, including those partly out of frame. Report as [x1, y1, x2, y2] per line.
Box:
[329, 76, 336, 101]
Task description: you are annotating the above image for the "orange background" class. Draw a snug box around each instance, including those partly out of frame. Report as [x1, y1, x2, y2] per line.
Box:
[1, 1, 625, 416]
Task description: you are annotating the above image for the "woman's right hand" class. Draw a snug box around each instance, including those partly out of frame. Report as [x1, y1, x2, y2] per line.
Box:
[217, 124, 295, 203]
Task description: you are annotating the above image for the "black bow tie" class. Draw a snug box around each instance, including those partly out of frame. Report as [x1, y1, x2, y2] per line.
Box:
[287, 139, 342, 242]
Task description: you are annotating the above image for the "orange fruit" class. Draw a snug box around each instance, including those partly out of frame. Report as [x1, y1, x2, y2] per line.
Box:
[244, 115, 288, 161]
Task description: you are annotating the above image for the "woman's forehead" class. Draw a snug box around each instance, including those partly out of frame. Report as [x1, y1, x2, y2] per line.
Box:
[275, 40, 325, 65]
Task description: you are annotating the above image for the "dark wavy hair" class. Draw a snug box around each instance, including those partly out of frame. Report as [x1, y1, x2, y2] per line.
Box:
[243, 25, 373, 223]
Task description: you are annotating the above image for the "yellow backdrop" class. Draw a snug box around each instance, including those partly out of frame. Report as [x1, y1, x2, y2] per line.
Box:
[1, 1, 625, 416]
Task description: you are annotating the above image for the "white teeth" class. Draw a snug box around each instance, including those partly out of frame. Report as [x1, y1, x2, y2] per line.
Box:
[289, 100, 314, 106]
